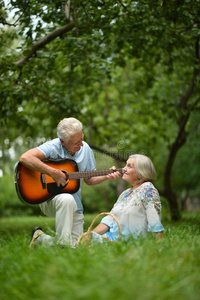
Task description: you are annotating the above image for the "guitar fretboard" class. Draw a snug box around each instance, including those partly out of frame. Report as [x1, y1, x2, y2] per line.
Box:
[68, 168, 123, 180]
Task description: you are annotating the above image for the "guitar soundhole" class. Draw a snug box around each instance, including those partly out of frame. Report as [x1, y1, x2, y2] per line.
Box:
[63, 171, 69, 182]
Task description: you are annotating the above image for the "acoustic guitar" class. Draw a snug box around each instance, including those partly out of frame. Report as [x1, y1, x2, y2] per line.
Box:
[15, 159, 123, 205]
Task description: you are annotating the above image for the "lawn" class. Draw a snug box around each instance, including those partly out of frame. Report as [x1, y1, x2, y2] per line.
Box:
[0, 213, 200, 300]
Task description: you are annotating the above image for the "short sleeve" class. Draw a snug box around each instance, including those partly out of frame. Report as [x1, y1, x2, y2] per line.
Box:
[101, 214, 115, 228]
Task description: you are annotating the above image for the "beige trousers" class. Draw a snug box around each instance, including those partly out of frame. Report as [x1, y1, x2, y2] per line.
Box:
[39, 193, 84, 247]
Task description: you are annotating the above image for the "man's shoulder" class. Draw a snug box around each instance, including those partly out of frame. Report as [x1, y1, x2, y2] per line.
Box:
[38, 138, 60, 148]
[46, 138, 60, 145]
[37, 138, 62, 158]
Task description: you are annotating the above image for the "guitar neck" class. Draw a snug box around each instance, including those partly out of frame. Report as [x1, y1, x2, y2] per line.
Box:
[68, 168, 123, 180]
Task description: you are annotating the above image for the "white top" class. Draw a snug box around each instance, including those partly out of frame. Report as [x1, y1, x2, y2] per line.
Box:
[101, 182, 165, 240]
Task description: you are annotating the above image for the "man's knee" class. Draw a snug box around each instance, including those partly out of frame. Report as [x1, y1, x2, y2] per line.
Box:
[56, 194, 77, 212]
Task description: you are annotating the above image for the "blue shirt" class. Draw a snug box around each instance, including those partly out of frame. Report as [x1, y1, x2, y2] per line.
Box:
[37, 138, 96, 213]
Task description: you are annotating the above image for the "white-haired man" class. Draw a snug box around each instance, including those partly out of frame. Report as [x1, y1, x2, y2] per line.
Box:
[19, 117, 121, 247]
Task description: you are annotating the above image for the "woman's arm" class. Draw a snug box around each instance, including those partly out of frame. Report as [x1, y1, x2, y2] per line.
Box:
[93, 223, 110, 235]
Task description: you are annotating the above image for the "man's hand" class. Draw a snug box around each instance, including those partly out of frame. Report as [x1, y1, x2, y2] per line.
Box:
[19, 148, 68, 187]
[84, 166, 122, 186]
[51, 169, 68, 187]
[106, 166, 122, 181]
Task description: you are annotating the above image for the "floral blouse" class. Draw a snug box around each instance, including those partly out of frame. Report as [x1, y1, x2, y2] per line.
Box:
[100, 182, 165, 241]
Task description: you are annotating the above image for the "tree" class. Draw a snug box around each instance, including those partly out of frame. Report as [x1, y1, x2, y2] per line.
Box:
[0, 0, 200, 220]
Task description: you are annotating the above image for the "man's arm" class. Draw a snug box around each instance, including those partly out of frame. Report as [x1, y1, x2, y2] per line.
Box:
[84, 167, 122, 185]
[19, 148, 67, 187]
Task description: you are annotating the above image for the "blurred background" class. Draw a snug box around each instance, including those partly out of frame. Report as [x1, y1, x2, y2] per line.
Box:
[0, 0, 200, 220]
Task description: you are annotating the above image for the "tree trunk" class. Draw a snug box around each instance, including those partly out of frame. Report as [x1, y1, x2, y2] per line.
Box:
[159, 38, 200, 221]
[163, 190, 181, 221]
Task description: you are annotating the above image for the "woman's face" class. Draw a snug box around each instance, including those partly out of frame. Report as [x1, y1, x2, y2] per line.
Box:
[122, 158, 141, 186]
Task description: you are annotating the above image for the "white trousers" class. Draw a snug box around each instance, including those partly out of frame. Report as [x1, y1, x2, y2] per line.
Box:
[39, 193, 84, 247]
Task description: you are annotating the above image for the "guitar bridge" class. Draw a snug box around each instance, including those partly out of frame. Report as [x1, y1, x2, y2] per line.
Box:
[40, 173, 46, 189]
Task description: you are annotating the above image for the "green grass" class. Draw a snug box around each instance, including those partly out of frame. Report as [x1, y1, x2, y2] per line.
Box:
[0, 213, 200, 300]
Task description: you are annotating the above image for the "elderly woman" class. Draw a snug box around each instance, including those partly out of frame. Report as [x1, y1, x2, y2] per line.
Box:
[84, 154, 164, 244]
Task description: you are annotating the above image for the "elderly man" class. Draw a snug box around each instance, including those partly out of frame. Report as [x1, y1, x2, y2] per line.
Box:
[19, 117, 121, 247]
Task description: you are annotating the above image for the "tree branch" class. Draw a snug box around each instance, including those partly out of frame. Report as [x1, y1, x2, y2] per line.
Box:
[14, 20, 75, 68]
[89, 144, 127, 162]
[180, 69, 198, 109]
[65, 1, 71, 21]
[180, 37, 200, 109]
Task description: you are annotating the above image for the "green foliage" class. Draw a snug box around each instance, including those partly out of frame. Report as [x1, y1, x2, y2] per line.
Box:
[172, 128, 200, 198]
[0, 0, 200, 217]
[0, 174, 19, 208]
[82, 180, 117, 213]
[0, 173, 42, 217]
[0, 214, 200, 300]
[1, 0, 200, 139]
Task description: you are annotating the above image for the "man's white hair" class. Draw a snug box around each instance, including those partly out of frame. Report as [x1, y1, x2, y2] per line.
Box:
[57, 118, 83, 142]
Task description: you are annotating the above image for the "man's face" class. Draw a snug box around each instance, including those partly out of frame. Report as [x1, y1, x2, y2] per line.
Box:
[61, 131, 84, 156]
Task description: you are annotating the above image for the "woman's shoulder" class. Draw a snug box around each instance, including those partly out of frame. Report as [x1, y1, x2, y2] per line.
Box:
[140, 182, 157, 192]
[142, 181, 155, 188]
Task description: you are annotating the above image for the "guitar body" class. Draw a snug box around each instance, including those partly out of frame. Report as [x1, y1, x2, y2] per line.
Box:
[15, 159, 80, 205]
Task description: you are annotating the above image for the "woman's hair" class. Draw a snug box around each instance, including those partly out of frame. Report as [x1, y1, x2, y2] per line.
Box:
[57, 118, 83, 142]
[129, 154, 157, 182]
